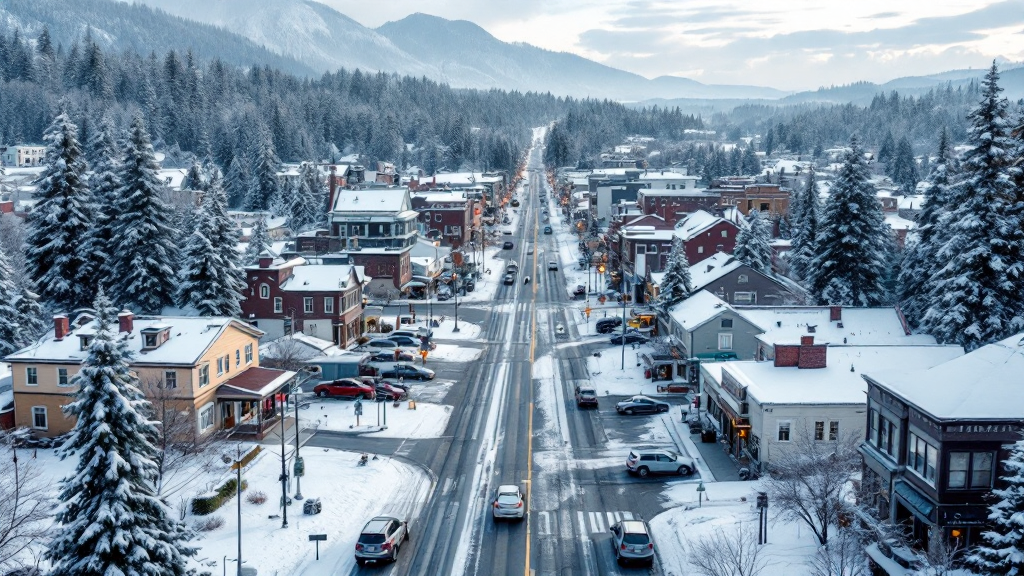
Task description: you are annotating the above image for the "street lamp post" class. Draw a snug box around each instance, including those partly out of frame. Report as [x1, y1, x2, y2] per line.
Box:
[621, 266, 627, 371]
[293, 384, 303, 501]
[279, 397, 289, 529]
[453, 273, 460, 332]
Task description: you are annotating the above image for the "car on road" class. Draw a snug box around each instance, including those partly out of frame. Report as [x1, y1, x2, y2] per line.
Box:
[503, 274, 515, 285]
[547, 261, 558, 271]
[575, 386, 598, 408]
[616, 395, 669, 415]
[370, 351, 415, 363]
[511, 199, 520, 207]
[625, 448, 695, 477]
[506, 261, 519, 273]
[543, 226, 553, 234]
[386, 335, 421, 348]
[313, 378, 376, 400]
[491, 485, 525, 521]
[355, 516, 409, 566]
[364, 338, 399, 350]
[573, 285, 586, 297]
[502, 241, 515, 250]
[595, 317, 623, 333]
[609, 332, 648, 345]
[609, 520, 655, 566]
[378, 364, 435, 381]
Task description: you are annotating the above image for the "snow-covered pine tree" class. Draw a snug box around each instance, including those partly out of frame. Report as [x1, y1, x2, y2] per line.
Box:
[659, 236, 693, 308]
[0, 245, 21, 356]
[14, 285, 46, 349]
[246, 133, 281, 211]
[243, 214, 272, 265]
[204, 170, 246, 304]
[83, 115, 122, 297]
[289, 172, 321, 233]
[897, 128, 953, 328]
[733, 210, 773, 274]
[24, 111, 94, 310]
[921, 62, 1023, 351]
[46, 292, 196, 576]
[177, 199, 236, 316]
[788, 168, 821, 282]
[890, 137, 919, 196]
[180, 160, 206, 191]
[969, 438, 1024, 575]
[109, 116, 181, 314]
[224, 154, 251, 208]
[807, 136, 892, 306]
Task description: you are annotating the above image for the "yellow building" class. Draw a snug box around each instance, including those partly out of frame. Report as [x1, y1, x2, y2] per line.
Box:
[4, 311, 296, 438]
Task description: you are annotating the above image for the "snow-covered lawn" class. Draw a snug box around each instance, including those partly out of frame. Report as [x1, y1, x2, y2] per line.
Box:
[301, 396, 452, 439]
[430, 343, 484, 362]
[428, 316, 482, 340]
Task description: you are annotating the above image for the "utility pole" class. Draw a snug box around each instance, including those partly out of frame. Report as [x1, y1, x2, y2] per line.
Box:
[279, 397, 289, 528]
[235, 444, 243, 576]
[293, 384, 303, 501]
[621, 270, 628, 370]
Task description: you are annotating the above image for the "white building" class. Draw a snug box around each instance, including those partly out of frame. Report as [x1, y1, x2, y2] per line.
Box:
[1, 145, 46, 167]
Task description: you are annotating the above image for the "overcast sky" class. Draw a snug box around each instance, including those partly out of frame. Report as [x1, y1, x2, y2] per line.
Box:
[318, 0, 1024, 91]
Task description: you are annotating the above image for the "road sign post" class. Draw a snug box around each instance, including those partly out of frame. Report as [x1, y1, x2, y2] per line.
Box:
[308, 534, 327, 560]
[354, 399, 362, 427]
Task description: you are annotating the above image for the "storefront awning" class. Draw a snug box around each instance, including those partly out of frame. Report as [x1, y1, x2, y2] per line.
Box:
[894, 480, 936, 522]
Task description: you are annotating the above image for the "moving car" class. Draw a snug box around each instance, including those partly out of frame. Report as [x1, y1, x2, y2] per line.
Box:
[547, 261, 558, 271]
[625, 448, 695, 477]
[609, 520, 655, 566]
[575, 386, 598, 408]
[543, 226, 553, 234]
[313, 378, 376, 400]
[609, 332, 648, 345]
[355, 516, 409, 566]
[595, 317, 623, 334]
[491, 485, 525, 521]
[504, 274, 515, 285]
[616, 395, 669, 415]
[502, 241, 515, 250]
[506, 261, 519, 273]
[370, 351, 415, 363]
[378, 364, 435, 381]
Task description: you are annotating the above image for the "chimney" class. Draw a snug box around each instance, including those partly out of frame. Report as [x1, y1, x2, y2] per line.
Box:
[800, 335, 814, 346]
[830, 306, 842, 322]
[53, 314, 69, 340]
[118, 310, 134, 334]
[258, 255, 273, 268]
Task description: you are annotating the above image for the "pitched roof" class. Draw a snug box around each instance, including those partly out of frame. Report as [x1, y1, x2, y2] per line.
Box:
[689, 252, 744, 291]
[674, 210, 730, 241]
[281, 265, 366, 292]
[867, 333, 1024, 420]
[736, 306, 934, 347]
[668, 290, 749, 332]
[332, 188, 410, 213]
[216, 367, 295, 399]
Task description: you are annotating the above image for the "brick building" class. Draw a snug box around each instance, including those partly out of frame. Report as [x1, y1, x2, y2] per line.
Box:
[410, 190, 477, 247]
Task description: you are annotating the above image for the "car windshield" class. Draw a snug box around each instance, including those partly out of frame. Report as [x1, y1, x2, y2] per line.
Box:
[497, 493, 519, 505]
[580, 389, 595, 396]
[622, 533, 650, 545]
[359, 534, 386, 544]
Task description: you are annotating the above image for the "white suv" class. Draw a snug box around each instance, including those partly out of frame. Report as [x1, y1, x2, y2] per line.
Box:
[625, 448, 695, 477]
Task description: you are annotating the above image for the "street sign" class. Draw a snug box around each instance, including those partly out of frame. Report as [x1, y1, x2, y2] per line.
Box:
[353, 400, 363, 416]
[309, 534, 327, 560]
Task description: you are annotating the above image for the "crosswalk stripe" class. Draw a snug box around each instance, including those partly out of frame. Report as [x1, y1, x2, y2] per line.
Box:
[577, 511, 587, 535]
[622, 511, 634, 520]
[607, 512, 617, 528]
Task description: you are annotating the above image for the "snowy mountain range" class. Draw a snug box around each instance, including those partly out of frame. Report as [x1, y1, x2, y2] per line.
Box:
[2, 0, 1020, 104]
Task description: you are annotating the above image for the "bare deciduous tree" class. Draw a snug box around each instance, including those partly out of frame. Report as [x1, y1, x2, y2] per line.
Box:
[0, 430, 53, 573]
[808, 527, 869, 576]
[763, 430, 861, 546]
[261, 336, 314, 372]
[140, 377, 224, 497]
[687, 524, 768, 576]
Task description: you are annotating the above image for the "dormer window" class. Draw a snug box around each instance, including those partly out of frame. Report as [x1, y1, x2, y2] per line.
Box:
[79, 336, 93, 350]
[140, 326, 171, 350]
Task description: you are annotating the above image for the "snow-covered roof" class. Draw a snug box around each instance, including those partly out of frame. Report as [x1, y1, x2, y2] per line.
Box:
[5, 316, 264, 366]
[259, 332, 344, 360]
[281, 265, 366, 292]
[430, 172, 502, 186]
[669, 291, 745, 332]
[411, 190, 468, 203]
[736, 306, 935, 347]
[638, 171, 699, 181]
[622, 227, 676, 241]
[898, 194, 926, 211]
[884, 214, 915, 232]
[410, 238, 451, 260]
[332, 189, 410, 213]
[715, 345, 964, 406]
[689, 252, 745, 291]
[674, 210, 727, 241]
[157, 168, 188, 190]
[868, 333, 1024, 420]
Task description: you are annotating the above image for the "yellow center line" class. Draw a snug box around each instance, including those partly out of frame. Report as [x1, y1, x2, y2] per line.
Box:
[525, 171, 541, 576]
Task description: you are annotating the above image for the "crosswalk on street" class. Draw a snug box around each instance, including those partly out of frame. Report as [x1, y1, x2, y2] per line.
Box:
[533, 510, 636, 538]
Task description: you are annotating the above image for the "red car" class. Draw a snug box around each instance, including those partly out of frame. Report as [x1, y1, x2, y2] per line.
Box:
[313, 378, 376, 400]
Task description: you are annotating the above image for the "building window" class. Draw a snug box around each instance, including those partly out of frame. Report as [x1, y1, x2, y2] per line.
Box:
[165, 370, 177, 389]
[324, 297, 334, 314]
[636, 245, 646, 255]
[26, 367, 37, 386]
[57, 368, 70, 387]
[245, 343, 253, 364]
[948, 452, 993, 490]
[733, 292, 755, 303]
[778, 421, 791, 442]
[737, 274, 749, 284]
[144, 333, 158, 348]
[198, 402, 214, 432]
[718, 333, 733, 350]
[79, 335, 92, 350]
[697, 246, 704, 254]
[435, 214, 442, 222]
[223, 354, 230, 374]
[908, 432, 938, 485]
[649, 245, 658, 254]
[31, 406, 47, 430]
[721, 319, 733, 328]
[304, 297, 314, 313]
[260, 284, 270, 299]
[199, 364, 210, 387]
[829, 421, 839, 441]
[235, 350, 241, 367]
[721, 230, 728, 237]
[814, 421, 825, 441]
[217, 357, 225, 376]
[274, 297, 283, 313]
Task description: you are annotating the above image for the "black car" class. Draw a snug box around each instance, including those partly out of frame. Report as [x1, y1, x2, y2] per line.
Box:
[503, 241, 515, 250]
[596, 317, 623, 334]
[610, 332, 648, 345]
[370, 351, 415, 363]
[615, 395, 670, 415]
[543, 226, 553, 234]
[378, 364, 435, 381]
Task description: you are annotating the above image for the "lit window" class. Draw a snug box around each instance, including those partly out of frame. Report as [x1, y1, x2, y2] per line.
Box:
[31, 406, 47, 430]
[260, 284, 270, 299]
[57, 368, 69, 387]
[777, 421, 791, 442]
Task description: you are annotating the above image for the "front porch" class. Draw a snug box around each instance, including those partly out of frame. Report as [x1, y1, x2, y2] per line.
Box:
[216, 366, 298, 440]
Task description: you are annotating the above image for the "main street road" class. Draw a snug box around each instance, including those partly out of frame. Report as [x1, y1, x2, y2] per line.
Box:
[309, 134, 689, 576]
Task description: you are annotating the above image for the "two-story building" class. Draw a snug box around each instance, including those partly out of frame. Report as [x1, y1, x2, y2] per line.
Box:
[860, 334, 1024, 569]
[636, 188, 721, 225]
[648, 252, 805, 306]
[410, 190, 477, 247]
[717, 183, 792, 219]
[665, 291, 765, 362]
[4, 312, 296, 439]
[674, 210, 740, 263]
[1, 144, 46, 167]
[242, 255, 368, 346]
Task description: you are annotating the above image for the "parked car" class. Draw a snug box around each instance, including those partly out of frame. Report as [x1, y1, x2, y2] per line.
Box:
[313, 378, 376, 400]
[392, 329, 433, 340]
[378, 364, 435, 381]
[625, 448, 695, 477]
[609, 520, 655, 566]
[573, 285, 586, 297]
[503, 274, 515, 285]
[374, 381, 408, 401]
[364, 338, 399, 350]
[547, 261, 558, 271]
[503, 241, 515, 250]
[543, 225, 553, 234]
[387, 335, 421, 348]
[595, 317, 623, 333]
[575, 386, 598, 408]
[491, 485, 525, 521]
[616, 395, 669, 415]
[609, 332, 648, 345]
[370, 351, 415, 363]
[436, 292, 452, 301]
[354, 516, 409, 566]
